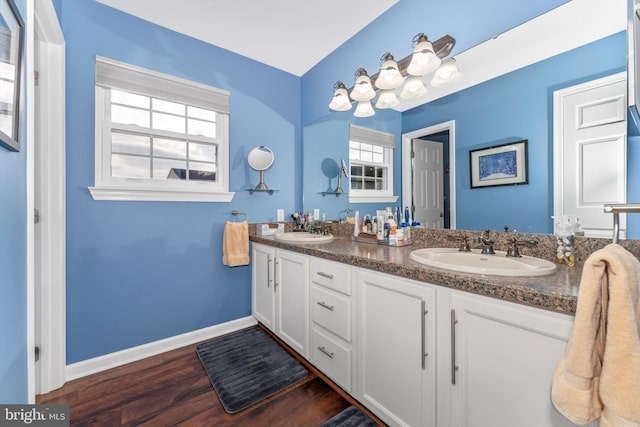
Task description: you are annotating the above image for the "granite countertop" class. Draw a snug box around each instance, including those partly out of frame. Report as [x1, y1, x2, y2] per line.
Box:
[250, 234, 584, 316]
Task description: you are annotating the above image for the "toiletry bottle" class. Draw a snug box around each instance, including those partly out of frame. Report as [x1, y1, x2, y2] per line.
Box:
[404, 206, 410, 224]
[387, 211, 397, 244]
[553, 216, 575, 267]
[572, 216, 585, 237]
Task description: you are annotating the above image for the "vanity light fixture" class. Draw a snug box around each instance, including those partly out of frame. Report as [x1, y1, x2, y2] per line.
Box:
[329, 33, 459, 117]
[430, 58, 462, 88]
[350, 68, 376, 102]
[328, 81, 352, 111]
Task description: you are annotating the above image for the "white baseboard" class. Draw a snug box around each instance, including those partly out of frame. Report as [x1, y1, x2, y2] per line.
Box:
[66, 316, 257, 381]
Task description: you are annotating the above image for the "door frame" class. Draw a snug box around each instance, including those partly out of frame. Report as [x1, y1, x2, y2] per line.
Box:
[552, 72, 627, 238]
[31, 0, 66, 396]
[402, 121, 456, 229]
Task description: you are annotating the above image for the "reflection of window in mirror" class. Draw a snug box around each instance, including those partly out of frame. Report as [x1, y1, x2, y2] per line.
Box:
[348, 125, 398, 203]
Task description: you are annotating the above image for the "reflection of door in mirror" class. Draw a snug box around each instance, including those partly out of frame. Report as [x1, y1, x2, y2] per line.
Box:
[413, 138, 445, 228]
[402, 120, 456, 229]
[553, 73, 627, 238]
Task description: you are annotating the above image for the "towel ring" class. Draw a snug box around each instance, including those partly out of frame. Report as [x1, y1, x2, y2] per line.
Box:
[231, 210, 248, 221]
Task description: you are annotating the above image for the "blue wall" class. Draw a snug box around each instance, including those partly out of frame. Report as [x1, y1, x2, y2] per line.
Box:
[403, 32, 627, 233]
[0, 0, 28, 404]
[59, 1, 301, 363]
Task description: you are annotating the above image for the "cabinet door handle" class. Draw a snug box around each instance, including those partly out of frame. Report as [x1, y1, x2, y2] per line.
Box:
[267, 255, 272, 288]
[317, 301, 334, 311]
[421, 301, 428, 370]
[316, 271, 334, 279]
[274, 259, 279, 289]
[451, 309, 459, 385]
[317, 346, 335, 359]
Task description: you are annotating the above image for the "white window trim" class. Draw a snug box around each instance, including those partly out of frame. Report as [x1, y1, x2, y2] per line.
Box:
[348, 125, 398, 204]
[89, 56, 234, 202]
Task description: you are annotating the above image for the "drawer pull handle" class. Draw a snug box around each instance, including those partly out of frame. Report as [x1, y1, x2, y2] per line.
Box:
[317, 301, 335, 311]
[317, 346, 335, 359]
[317, 271, 334, 279]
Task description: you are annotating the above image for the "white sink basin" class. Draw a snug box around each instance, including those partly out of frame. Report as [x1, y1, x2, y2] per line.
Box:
[409, 248, 557, 277]
[275, 232, 334, 243]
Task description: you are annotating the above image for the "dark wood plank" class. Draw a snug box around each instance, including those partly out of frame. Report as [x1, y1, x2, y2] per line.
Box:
[38, 328, 385, 426]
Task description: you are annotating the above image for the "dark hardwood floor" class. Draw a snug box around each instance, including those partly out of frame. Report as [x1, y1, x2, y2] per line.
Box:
[38, 326, 384, 426]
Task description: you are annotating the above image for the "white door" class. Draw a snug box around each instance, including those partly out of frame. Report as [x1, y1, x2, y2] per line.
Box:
[274, 249, 309, 357]
[447, 291, 590, 427]
[554, 73, 627, 238]
[413, 138, 444, 228]
[251, 244, 275, 330]
[356, 269, 436, 427]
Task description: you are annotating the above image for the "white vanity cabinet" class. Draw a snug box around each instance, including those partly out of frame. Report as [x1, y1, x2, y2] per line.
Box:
[251, 243, 309, 358]
[355, 268, 437, 427]
[309, 257, 355, 392]
[442, 290, 589, 427]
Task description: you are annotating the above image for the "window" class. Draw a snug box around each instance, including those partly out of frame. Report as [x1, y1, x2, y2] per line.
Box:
[89, 56, 233, 202]
[348, 125, 398, 203]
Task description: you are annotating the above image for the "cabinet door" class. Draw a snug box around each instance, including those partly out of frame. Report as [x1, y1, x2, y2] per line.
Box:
[275, 249, 309, 358]
[447, 291, 593, 427]
[356, 269, 436, 427]
[251, 243, 275, 330]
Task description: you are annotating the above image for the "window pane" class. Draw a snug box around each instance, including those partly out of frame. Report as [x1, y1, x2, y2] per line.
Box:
[349, 141, 360, 149]
[112, 132, 150, 155]
[349, 149, 360, 160]
[111, 89, 149, 109]
[376, 180, 385, 190]
[364, 166, 375, 177]
[361, 151, 373, 162]
[360, 143, 372, 152]
[188, 106, 216, 121]
[152, 112, 185, 133]
[154, 138, 186, 159]
[188, 118, 216, 138]
[363, 179, 375, 190]
[189, 142, 216, 162]
[153, 98, 185, 115]
[155, 159, 187, 179]
[373, 153, 384, 163]
[376, 167, 385, 178]
[189, 162, 217, 182]
[373, 145, 384, 153]
[351, 179, 362, 190]
[112, 154, 150, 178]
[351, 165, 362, 177]
[112, 105, 150, 127]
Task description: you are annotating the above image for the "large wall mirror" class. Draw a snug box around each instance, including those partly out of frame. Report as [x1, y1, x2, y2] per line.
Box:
[302, 3, 639, 239]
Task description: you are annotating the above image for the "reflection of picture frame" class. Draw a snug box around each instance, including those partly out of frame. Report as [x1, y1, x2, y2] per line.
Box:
[469, 140, 528, 189]
[0, 0, 23, 152]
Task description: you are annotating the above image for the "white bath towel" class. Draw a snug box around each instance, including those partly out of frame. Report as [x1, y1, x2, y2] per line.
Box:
[551, 243, 640, 426]
[222, 221, 249, 267]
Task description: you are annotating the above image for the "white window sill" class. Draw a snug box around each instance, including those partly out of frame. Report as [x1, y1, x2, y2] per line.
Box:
[348, 194, 399, 204]
[88, 185, 235, 202]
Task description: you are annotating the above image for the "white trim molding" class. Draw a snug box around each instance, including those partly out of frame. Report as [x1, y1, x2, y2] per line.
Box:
[88, 185, 235, 202]
[66, 316, 257, 381]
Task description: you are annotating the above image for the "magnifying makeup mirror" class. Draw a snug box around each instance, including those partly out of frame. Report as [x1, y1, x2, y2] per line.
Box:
[335, 158, 349, 194]
[248, 146, 274, 190]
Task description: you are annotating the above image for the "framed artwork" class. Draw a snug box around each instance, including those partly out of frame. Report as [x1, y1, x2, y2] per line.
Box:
[0, 0, 23, 152]
[469, 139, 528, 188]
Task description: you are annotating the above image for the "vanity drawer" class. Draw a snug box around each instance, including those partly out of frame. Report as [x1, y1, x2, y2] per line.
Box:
[310, 258, 351, 295]
[311, 328, 352, 392]
[311, 285, 351, 342]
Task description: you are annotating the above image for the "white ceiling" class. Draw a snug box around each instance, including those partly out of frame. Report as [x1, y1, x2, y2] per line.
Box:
[96, 0, 399, 77]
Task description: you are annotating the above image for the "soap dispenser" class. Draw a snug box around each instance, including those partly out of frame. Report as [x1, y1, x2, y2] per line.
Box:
[553, 216, 575, 267]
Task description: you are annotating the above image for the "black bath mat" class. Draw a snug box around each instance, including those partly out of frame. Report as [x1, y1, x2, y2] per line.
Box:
[196, 326, 308, 414]
[320, 406, 380, 427]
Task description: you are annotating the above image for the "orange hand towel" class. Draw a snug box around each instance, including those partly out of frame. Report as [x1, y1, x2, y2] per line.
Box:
[222, 221, 249, 267]
[551, 243, 640, 426]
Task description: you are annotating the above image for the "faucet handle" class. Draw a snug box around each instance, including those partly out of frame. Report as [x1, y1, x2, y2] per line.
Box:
[480, 229, 495, 255]
[506, 237, 538, 257]
[449, 233, 471, 252]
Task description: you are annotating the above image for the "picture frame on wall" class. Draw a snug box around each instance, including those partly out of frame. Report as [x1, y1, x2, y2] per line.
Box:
[0, 0, 23, 152]
[469, 139, 528, 189]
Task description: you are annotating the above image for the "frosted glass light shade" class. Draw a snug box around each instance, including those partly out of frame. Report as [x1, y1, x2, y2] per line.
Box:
[329, 86, 352, 111]
[431, 58, 462, 88]
[351, 74, 376, 101]
[407, 40, 441, 76]
[354, 100, 375, 117]
[375, 89, 400, 109]
[400, 75, 427, 99]
[376, 58, 404, 89]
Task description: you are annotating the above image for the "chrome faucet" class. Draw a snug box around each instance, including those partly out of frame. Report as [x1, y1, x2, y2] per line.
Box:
[449, 233, 471, 252]
[338, 208, 353, 223]
[480, 229, 495, 255]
